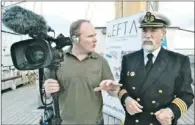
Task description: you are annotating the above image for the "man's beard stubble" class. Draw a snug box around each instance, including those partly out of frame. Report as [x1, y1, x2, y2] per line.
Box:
[143, 44, 156, 52]
[142, 39, 157, 52]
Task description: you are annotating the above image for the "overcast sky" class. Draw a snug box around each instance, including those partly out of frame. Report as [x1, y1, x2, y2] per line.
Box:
[3, 1, 194, 48]
[158, 2, 194, 31]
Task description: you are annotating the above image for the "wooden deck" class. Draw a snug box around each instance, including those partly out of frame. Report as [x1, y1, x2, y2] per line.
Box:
[2, 84, 194, 125]
[2, 84, 44, 125]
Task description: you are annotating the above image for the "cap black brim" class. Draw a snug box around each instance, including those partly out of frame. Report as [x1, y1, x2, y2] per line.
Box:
[139, 23, 167, 28]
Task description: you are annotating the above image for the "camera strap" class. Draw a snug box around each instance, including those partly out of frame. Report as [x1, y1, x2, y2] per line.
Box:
[39, 68, 45, 105]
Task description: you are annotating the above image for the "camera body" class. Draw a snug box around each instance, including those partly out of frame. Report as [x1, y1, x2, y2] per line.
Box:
[10, 34, 72, 70]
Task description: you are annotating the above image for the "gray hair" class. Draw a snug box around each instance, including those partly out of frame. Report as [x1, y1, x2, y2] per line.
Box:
[162, 27, 166, 32]
[69, 19, 90, 37]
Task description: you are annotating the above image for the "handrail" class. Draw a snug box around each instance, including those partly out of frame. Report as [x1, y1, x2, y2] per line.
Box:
[1, 75, 22, 82]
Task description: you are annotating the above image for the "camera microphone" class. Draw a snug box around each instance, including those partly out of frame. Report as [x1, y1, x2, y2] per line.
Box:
[2, 5, 53, 39]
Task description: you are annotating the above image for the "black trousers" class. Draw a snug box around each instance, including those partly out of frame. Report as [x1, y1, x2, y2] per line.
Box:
[124, 118, 178, 125]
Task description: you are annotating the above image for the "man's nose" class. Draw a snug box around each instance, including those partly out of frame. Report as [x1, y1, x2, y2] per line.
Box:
[93, 37, 97, 43]
[145, 31, 152, 38]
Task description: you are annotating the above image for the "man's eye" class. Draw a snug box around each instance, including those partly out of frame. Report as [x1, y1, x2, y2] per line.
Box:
[88, 35, 95, 38]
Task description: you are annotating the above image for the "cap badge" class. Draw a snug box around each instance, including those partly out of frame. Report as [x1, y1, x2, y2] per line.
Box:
[144, 12, 155, 23]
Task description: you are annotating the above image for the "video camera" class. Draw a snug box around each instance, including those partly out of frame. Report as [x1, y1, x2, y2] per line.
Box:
[11, 34, 72, 70]
[2, 5, 72, 70]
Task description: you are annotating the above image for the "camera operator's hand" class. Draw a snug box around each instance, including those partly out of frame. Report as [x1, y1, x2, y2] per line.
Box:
[44, 79, 60, 96]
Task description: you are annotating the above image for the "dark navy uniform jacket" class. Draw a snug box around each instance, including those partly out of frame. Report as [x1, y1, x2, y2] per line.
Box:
[119, 47, 194, 125]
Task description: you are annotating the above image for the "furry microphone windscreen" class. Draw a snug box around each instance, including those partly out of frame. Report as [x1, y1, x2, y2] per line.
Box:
[2, 6, 49, 37]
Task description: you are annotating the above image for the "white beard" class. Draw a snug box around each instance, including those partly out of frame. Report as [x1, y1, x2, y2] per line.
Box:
[142, 44, 156, 52]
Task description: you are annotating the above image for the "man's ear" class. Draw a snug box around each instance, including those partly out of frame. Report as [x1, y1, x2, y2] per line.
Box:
[163, 31, 166, 36]
[161, 32, 166, 41]
[163, 28, 166, 36]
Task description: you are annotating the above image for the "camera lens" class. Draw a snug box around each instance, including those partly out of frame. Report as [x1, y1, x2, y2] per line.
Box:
[25, 45, 45, 64]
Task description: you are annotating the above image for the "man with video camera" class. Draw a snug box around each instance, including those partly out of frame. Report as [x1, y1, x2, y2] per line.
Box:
[44, 19, 120, 125]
